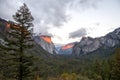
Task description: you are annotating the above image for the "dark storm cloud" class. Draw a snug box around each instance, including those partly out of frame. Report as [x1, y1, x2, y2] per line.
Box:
[69, 28, 87, 38]
[0, 0, 100, 35]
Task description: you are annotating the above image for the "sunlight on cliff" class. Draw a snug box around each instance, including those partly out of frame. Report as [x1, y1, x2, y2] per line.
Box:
[40, 35, 52, 43]
[62, 44, 74, 50]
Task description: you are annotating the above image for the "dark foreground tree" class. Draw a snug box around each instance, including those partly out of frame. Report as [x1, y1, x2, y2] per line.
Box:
[13, 3, 34, 80]
[0, 3, 34, 80]
[111, 48, 120, 80]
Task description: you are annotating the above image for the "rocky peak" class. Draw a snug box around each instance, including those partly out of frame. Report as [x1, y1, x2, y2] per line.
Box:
[80, 37, 94, 46]
[72, 27, 120, 55]
[114, 27, 120, 34]
[34, 35, 56, 54]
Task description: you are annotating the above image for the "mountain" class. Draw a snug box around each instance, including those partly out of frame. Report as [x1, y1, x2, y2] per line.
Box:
[72, 27, 120, 55]
[0, 18, 57, 55]
[0, 18, 54, 59]
[1, 18, 120, 79]
[1, 17, 120, 57]
[0, 18, 10, 44]
[34, 35, 56, 54]
[58, 43, 75, 54]
[0, 18, 10, 31]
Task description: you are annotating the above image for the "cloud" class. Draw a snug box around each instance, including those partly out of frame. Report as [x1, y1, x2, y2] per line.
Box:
[24, 0, 71, 27]
[79, 0, 99, 8]
[69, 28, 87, 38]
[69, 0, 100, 11]
[0, 0, 100, 36]
[0, 0, 23, 20]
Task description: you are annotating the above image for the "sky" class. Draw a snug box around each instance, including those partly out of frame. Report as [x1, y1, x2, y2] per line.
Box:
[0, 0, 120, 45]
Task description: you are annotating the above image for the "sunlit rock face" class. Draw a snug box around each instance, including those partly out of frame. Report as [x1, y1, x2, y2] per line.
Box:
[40, 35, 52, 43]
[61, 44, 74, 50]
[73, 27, 120, 55]
[58, 43, 75, 54]
[34, 35, 56, 54]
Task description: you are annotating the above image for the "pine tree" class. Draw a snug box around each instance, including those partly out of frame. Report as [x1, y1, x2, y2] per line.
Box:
[13, 3, 34, 80]
[111, 48, 120, 80]
[0, 3, 34, 80]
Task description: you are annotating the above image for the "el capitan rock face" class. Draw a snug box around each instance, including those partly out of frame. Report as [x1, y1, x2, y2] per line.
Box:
[34, 35, 56, 54]
[72, 27, 120, 55]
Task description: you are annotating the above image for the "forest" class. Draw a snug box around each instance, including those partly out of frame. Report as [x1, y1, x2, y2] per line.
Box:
[0, 3, 120, 80]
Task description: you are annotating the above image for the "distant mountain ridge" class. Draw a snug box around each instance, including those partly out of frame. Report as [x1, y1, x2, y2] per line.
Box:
[57, 27, 120, 55]
[58, 42, 75, 54]
[72, 27, 120, 55]
[1, 18, 120, 56]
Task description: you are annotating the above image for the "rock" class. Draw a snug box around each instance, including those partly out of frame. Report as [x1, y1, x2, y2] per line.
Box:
[72, 27, 120, 55]
[34, 35, 56, 54]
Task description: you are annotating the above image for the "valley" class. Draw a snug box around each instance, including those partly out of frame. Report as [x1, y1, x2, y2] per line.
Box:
[0, 18, 120, 80]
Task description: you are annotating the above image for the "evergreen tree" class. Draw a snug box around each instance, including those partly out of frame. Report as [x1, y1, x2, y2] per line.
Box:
[13, 3, 34, 80]
[0, 3, 34, 80]
[111, 48, 120, 80]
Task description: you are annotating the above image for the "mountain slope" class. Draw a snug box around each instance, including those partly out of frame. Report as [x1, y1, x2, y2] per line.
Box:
[72, 27, 120, 55]
[0, 18, 52, 58]
[34, 35, 56, 54]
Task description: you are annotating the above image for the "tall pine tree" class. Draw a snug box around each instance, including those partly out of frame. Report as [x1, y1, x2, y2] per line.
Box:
[13, 3, 34, 80]
[0, 3, 34, 80]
